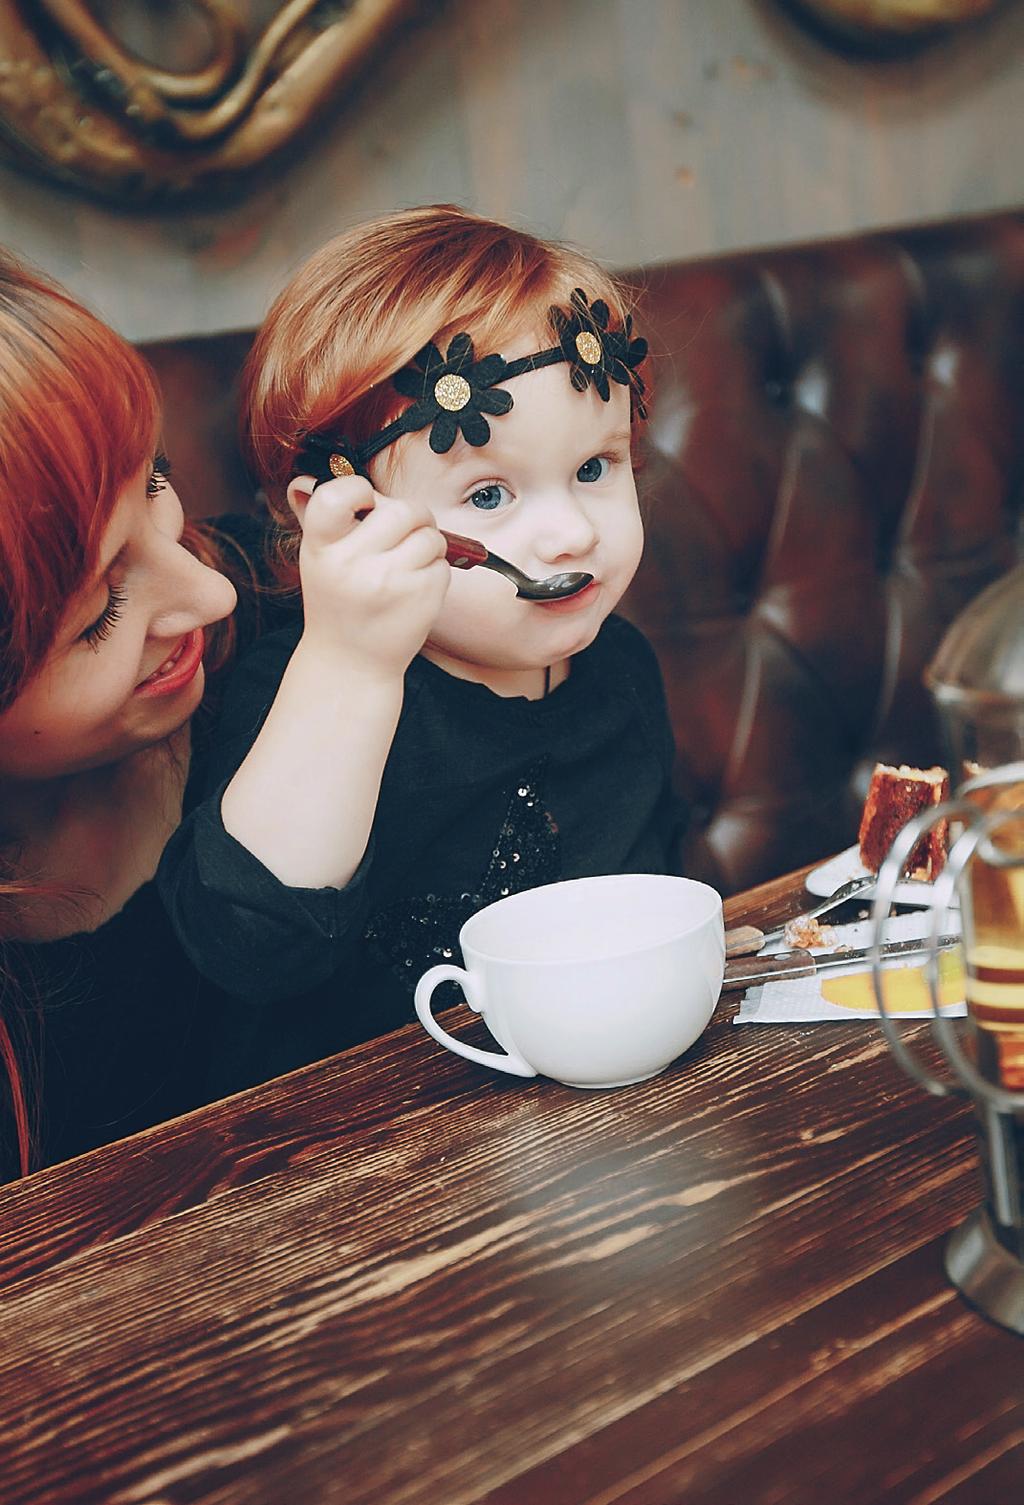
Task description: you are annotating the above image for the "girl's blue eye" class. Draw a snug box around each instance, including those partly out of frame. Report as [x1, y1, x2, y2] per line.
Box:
[577, 456, 610, 484]
[467, 482, 512, 511]
[80, 582, 127, 649]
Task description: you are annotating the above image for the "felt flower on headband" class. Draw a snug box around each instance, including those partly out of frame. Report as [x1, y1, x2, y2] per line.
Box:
[391, 333, 513, 454]
[294, 432, 367, 482]
[290, 290, 650, 487]
[549, 288, 649, 415]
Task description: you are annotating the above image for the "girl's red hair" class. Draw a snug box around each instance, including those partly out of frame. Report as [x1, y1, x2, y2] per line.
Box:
[242, 205, 647, 575]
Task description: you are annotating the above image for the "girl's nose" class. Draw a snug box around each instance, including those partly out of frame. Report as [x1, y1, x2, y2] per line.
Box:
[532, 494, 599, 564]
[146, 540, 237, 642]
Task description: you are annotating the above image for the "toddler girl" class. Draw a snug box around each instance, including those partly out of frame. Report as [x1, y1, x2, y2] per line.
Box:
[159, 206, 687, 1060]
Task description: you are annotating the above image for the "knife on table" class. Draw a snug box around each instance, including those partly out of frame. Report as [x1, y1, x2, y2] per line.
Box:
[722, 934, 962, 992]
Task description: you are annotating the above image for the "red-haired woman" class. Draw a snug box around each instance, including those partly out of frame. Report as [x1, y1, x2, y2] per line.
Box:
[0, 251, 281, 1180]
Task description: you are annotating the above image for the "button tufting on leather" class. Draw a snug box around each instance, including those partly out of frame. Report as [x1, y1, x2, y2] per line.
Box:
[136, 217, 1024, 902]
[619, 214, 1024, 895]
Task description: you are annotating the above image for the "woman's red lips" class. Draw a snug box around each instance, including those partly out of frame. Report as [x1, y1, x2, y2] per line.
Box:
[135, 628, 205, 697]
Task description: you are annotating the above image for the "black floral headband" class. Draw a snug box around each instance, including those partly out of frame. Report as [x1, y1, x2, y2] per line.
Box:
[294, 288, 648, 483]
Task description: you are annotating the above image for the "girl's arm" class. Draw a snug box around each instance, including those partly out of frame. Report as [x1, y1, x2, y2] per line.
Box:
[219, 475, 448, 889]
[158, 627, 375, 1003]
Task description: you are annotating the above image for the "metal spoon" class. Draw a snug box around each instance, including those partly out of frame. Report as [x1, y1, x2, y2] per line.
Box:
[442, 531, 593, 601]
[758, 874, 878, 948]
[725, 874, 879, 958]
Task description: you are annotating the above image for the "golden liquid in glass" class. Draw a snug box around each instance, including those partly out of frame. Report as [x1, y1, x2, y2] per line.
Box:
[961, 784, 1024, 1090]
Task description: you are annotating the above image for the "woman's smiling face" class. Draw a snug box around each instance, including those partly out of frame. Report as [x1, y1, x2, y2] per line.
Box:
[375, 340, 644, 697]
[0, 462, 237, 781]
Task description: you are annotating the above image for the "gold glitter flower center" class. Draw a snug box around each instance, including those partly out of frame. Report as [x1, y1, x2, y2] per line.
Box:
[434, 373, 472, 412]
[329, 453, 355, 478]
[575, 331, 602, 366]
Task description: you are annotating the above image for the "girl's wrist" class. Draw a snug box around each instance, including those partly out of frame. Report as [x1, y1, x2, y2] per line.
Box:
[291, 629, 406, 700]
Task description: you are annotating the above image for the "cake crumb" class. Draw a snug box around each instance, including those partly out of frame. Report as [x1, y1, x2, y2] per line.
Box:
[784, 916, 838, 950]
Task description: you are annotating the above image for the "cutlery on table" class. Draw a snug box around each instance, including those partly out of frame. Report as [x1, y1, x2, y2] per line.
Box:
[723, 874, 878, 958]
[725, 925, 767, 957]
[721, 933, 961, 992]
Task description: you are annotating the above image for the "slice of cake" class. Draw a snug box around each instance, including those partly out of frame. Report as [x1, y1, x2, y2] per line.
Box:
[858, 763, 950, 880]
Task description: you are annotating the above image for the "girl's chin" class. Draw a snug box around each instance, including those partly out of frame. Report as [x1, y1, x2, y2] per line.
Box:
[424, 627, 603, 684]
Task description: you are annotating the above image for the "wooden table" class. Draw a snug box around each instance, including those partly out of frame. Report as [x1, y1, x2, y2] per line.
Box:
[1, 867, 1021, 1505]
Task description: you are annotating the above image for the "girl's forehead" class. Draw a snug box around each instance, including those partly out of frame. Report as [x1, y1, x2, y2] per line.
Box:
[434, 318, 550, 363]
[331, 288, 644, 491]
[391, 373, 629, 480]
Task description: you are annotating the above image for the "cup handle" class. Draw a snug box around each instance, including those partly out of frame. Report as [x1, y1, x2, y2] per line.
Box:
[414, 964, 536, 1078]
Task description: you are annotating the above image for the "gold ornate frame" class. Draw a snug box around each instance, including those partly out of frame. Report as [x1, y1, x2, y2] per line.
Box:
[779, 0, 1000, 51]
[0, 0, 424, 204]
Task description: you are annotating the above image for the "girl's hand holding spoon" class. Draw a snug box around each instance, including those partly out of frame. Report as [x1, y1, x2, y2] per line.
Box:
[289, 473, 450, 682]
[220, 473, 447, 890]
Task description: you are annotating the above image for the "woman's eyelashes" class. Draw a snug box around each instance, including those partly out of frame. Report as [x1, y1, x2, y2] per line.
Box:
[80, 582, 127, 650]
[146, 452, 172, 498]
[74, 452, 175, 651]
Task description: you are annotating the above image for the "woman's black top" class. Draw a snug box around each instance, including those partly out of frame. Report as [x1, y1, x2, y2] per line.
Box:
[0, 514, 296, 1182]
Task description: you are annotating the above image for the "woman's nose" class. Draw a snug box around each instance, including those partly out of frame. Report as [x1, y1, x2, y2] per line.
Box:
[532, 495, 599, 564]
[146, 541, 237, 641]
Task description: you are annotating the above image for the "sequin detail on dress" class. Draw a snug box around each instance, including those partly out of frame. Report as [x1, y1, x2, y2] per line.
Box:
[364, 766, 560, 993]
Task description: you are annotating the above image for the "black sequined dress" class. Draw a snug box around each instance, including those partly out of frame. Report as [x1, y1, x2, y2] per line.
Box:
[158, 614, 687, 1079]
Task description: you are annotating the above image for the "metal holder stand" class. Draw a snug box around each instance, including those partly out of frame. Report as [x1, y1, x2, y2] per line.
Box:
[945, 1206, 1024, 1334]
[872, 767, 1024, 1337]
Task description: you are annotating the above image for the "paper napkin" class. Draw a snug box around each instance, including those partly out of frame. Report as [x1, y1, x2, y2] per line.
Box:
[732, 910, 966, 1024]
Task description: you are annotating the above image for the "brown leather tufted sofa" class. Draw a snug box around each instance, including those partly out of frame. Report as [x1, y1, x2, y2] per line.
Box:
[143, 209, 1024, 896]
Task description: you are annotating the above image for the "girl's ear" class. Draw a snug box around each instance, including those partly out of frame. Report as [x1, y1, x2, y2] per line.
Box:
[286, 474, 317, 525]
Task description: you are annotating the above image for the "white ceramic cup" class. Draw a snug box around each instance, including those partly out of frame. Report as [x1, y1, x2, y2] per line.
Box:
[413, 873, 725, 1088]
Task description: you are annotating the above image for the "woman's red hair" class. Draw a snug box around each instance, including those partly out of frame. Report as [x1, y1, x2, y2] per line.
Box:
[242, 205, 648, 578]
[0, 254, 163, 712]
[0, 253, 242, 1180]
[0, 253, 167, 1178]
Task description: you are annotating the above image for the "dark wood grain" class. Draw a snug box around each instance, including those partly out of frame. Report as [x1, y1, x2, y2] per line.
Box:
[1, 864, 1019, 1505]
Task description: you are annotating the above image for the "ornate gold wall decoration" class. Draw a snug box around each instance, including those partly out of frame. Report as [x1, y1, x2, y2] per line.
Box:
[779, 0, 1001, 51]
[0, 0, 426, 204]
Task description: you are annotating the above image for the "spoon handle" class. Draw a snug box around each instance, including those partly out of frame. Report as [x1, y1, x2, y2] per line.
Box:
[442, 531, 489, 569]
